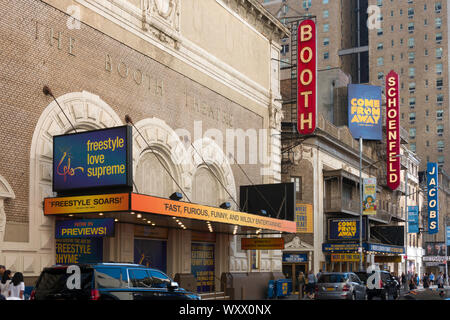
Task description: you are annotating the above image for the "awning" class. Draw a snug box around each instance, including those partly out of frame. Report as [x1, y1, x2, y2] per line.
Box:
[44, 192, 297, 234]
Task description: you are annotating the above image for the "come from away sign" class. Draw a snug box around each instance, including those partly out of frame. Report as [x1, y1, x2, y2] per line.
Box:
[427, 162, 439, 234]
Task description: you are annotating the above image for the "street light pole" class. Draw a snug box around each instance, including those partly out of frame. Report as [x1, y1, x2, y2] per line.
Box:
[359, 137, 364, 271]
[404, 169, 408, 291]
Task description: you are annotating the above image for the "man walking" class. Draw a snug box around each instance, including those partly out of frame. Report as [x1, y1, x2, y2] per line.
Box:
[437, 272, 444, 289]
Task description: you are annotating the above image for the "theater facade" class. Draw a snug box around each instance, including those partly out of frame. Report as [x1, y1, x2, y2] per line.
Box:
[0, 0, 291, 297]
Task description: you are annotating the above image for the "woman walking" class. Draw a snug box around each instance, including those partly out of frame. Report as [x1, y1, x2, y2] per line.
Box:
[0, 270, 11, 298]
[9, 272, 25, 300]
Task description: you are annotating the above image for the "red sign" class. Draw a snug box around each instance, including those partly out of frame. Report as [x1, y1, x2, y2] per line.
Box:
[385, 70, 400, 190]
[297, 19, 316, 135]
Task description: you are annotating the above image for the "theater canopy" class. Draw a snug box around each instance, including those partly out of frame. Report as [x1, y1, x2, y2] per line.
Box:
[44, 193, 297, 234]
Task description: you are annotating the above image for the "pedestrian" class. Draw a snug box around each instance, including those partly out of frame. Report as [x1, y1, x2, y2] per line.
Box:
[297, 272, 306, 299]
[0, 270, 11, 298]
[9, 272, 25, 300]
[0, 265, 5, 279]
[437, 272, 444, 289]
[423, 273, 430, 289]
[316, 269, 322, 281]
[430, 272, 435, 286]
[401, 272, 406, 287]
[306, 270, 317, 299]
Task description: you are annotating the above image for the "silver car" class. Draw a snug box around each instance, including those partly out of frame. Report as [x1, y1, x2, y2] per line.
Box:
[315, 272, 367, 300]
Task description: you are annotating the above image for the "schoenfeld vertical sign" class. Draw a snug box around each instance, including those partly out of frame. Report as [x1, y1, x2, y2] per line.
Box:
[385, 71, 400, 190]
[297, 19, 317, 135]
[427, 162, 439, 234]
[53, 126, 132, 193]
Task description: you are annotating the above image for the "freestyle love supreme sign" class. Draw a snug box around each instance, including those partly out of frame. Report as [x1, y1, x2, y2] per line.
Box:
[385, 71, 400, 190]
[297, 19, 317, 135]
[131, 194, 296, 233]
[44, 193, 129, 215]
[53, 126, 132, 192]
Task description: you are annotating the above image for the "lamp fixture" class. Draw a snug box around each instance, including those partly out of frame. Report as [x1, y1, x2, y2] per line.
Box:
[170, 192, 183, 201]
[220, 202, 231, 209]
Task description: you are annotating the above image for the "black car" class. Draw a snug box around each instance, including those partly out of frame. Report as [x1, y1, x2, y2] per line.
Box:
[355, 270, 400, 300]
[30, 263, 201, 300]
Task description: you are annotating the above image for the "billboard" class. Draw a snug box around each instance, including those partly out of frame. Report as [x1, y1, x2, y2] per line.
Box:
[295, 203, 313, 233]
[327, 218, 367, 241]
[385, 71, 401, 190]
[241, 238, 284, 250]
[53, 126, 132, 193]
[347, 84, 382, 140]
[191, 243, 215, 293]
[297, 19, 317, 135]
[55, 238, 103, 264]
[363, 178, 377, 215]
[407, 206, 419, 234]
[427, 162, 439, 234]
[425, 242, 446, 256]
[55, 218, 115, 239]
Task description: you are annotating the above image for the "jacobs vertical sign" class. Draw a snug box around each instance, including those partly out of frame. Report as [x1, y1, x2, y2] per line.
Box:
[427, 162, 439, 234]
[297, 19, 317, 135]
[385, 71, 400, 190]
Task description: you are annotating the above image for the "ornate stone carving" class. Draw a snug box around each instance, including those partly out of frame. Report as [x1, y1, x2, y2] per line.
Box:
[142, 0, 181, 49]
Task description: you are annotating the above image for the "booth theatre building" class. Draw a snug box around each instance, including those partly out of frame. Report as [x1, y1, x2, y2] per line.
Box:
[0, 0, 293, 298]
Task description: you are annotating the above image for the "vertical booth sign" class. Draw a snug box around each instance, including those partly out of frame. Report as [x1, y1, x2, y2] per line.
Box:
[297, 19, 317, 135]
[385, 71, 400, 190]
[427, 162, 439, 234]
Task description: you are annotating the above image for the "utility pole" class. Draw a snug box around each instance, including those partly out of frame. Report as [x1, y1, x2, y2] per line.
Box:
[404, 169, 408, 291]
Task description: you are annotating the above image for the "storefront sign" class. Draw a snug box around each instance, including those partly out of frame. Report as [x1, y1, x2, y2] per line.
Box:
[53, 126, 132, 193]
[297, 19, 317, 135]
[423, 256, 449, 262]
[282, 253, 308, 263]
[407, 206, 419, 234]
[241, 238, 284, 250]
[44, 193, 129, 215]
[366, 243, 404, 254]
[55, 238, 103, 264]
[427, 162, 439, 234]
[374, 256, 402, 263]
[363, 178, 377, 215]
[322, 243, 359, 253]
[327, 218, 367, 241]
[295, 203, 313, 233]
[55, 218, 115, 239]
[331, 253, 361, 263]
[385, 71, 400, 190]
[131, 193, 296, 233]
[347, 84, 382, 140]
[191, 243, 215, 293]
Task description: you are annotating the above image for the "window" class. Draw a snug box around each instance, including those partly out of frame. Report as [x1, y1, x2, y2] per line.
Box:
[437, 141, 444, 152]
[410, 143, 416, 152]
[436, 33, 442, 43]
[435, 2, 442, 13]
[409, 97, 416, 108]
[409, 82, 416, 92]
[436, 63, 443, 74]
[438, 156, 444, 166]
[323, 24, 329, 32]
[409, 112, 416, 122]
[377, 43, 384, 50]
[409, 68, 415, 78]
[425, 49, 429, 56]
[437, 110, 444, 120]
[95, 268, 127, 289]
[409, 128, 416, 139]
[281, 44, 289, 55]
[323, 38, 330, 46]
[436, 47, 443, 59]
[323, 0, 329, 3]
[148, 270, 171, 288]
[408, 22, 414, 32]
[425, 19, 428, 26]
[323, 10, 329, 18]
[290, 176, 302, 200]
[437, 94, 444, 104]
[377, 57, 384, 66]
[408, 37, 415, 48]
[324, 52, 329, 60]
[129, 269, 153, 288]
[437, 78, 443, 89]
[436, 17, 442, 29]
[408, 52, 415, 61]
[408, 8, 414, 17]
[437, 125, 444, 136]
[378, 72, 384, 80]
[377, 29, 383, 36]
[377, 0, 383, 6]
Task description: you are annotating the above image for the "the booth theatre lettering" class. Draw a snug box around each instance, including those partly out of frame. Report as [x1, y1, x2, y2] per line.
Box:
[105, 54, 164, 97]
[34, 21, 76, 56]
[185, 90, 233, 128]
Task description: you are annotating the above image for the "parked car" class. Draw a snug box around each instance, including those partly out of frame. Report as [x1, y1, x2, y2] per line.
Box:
[30, 263, 201, 300]
[315, 272, 367, 300]
[355, 270, 400, 300]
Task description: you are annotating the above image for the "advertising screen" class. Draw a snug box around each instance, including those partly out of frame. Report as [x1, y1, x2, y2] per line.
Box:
[53, 126, 132, 193]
